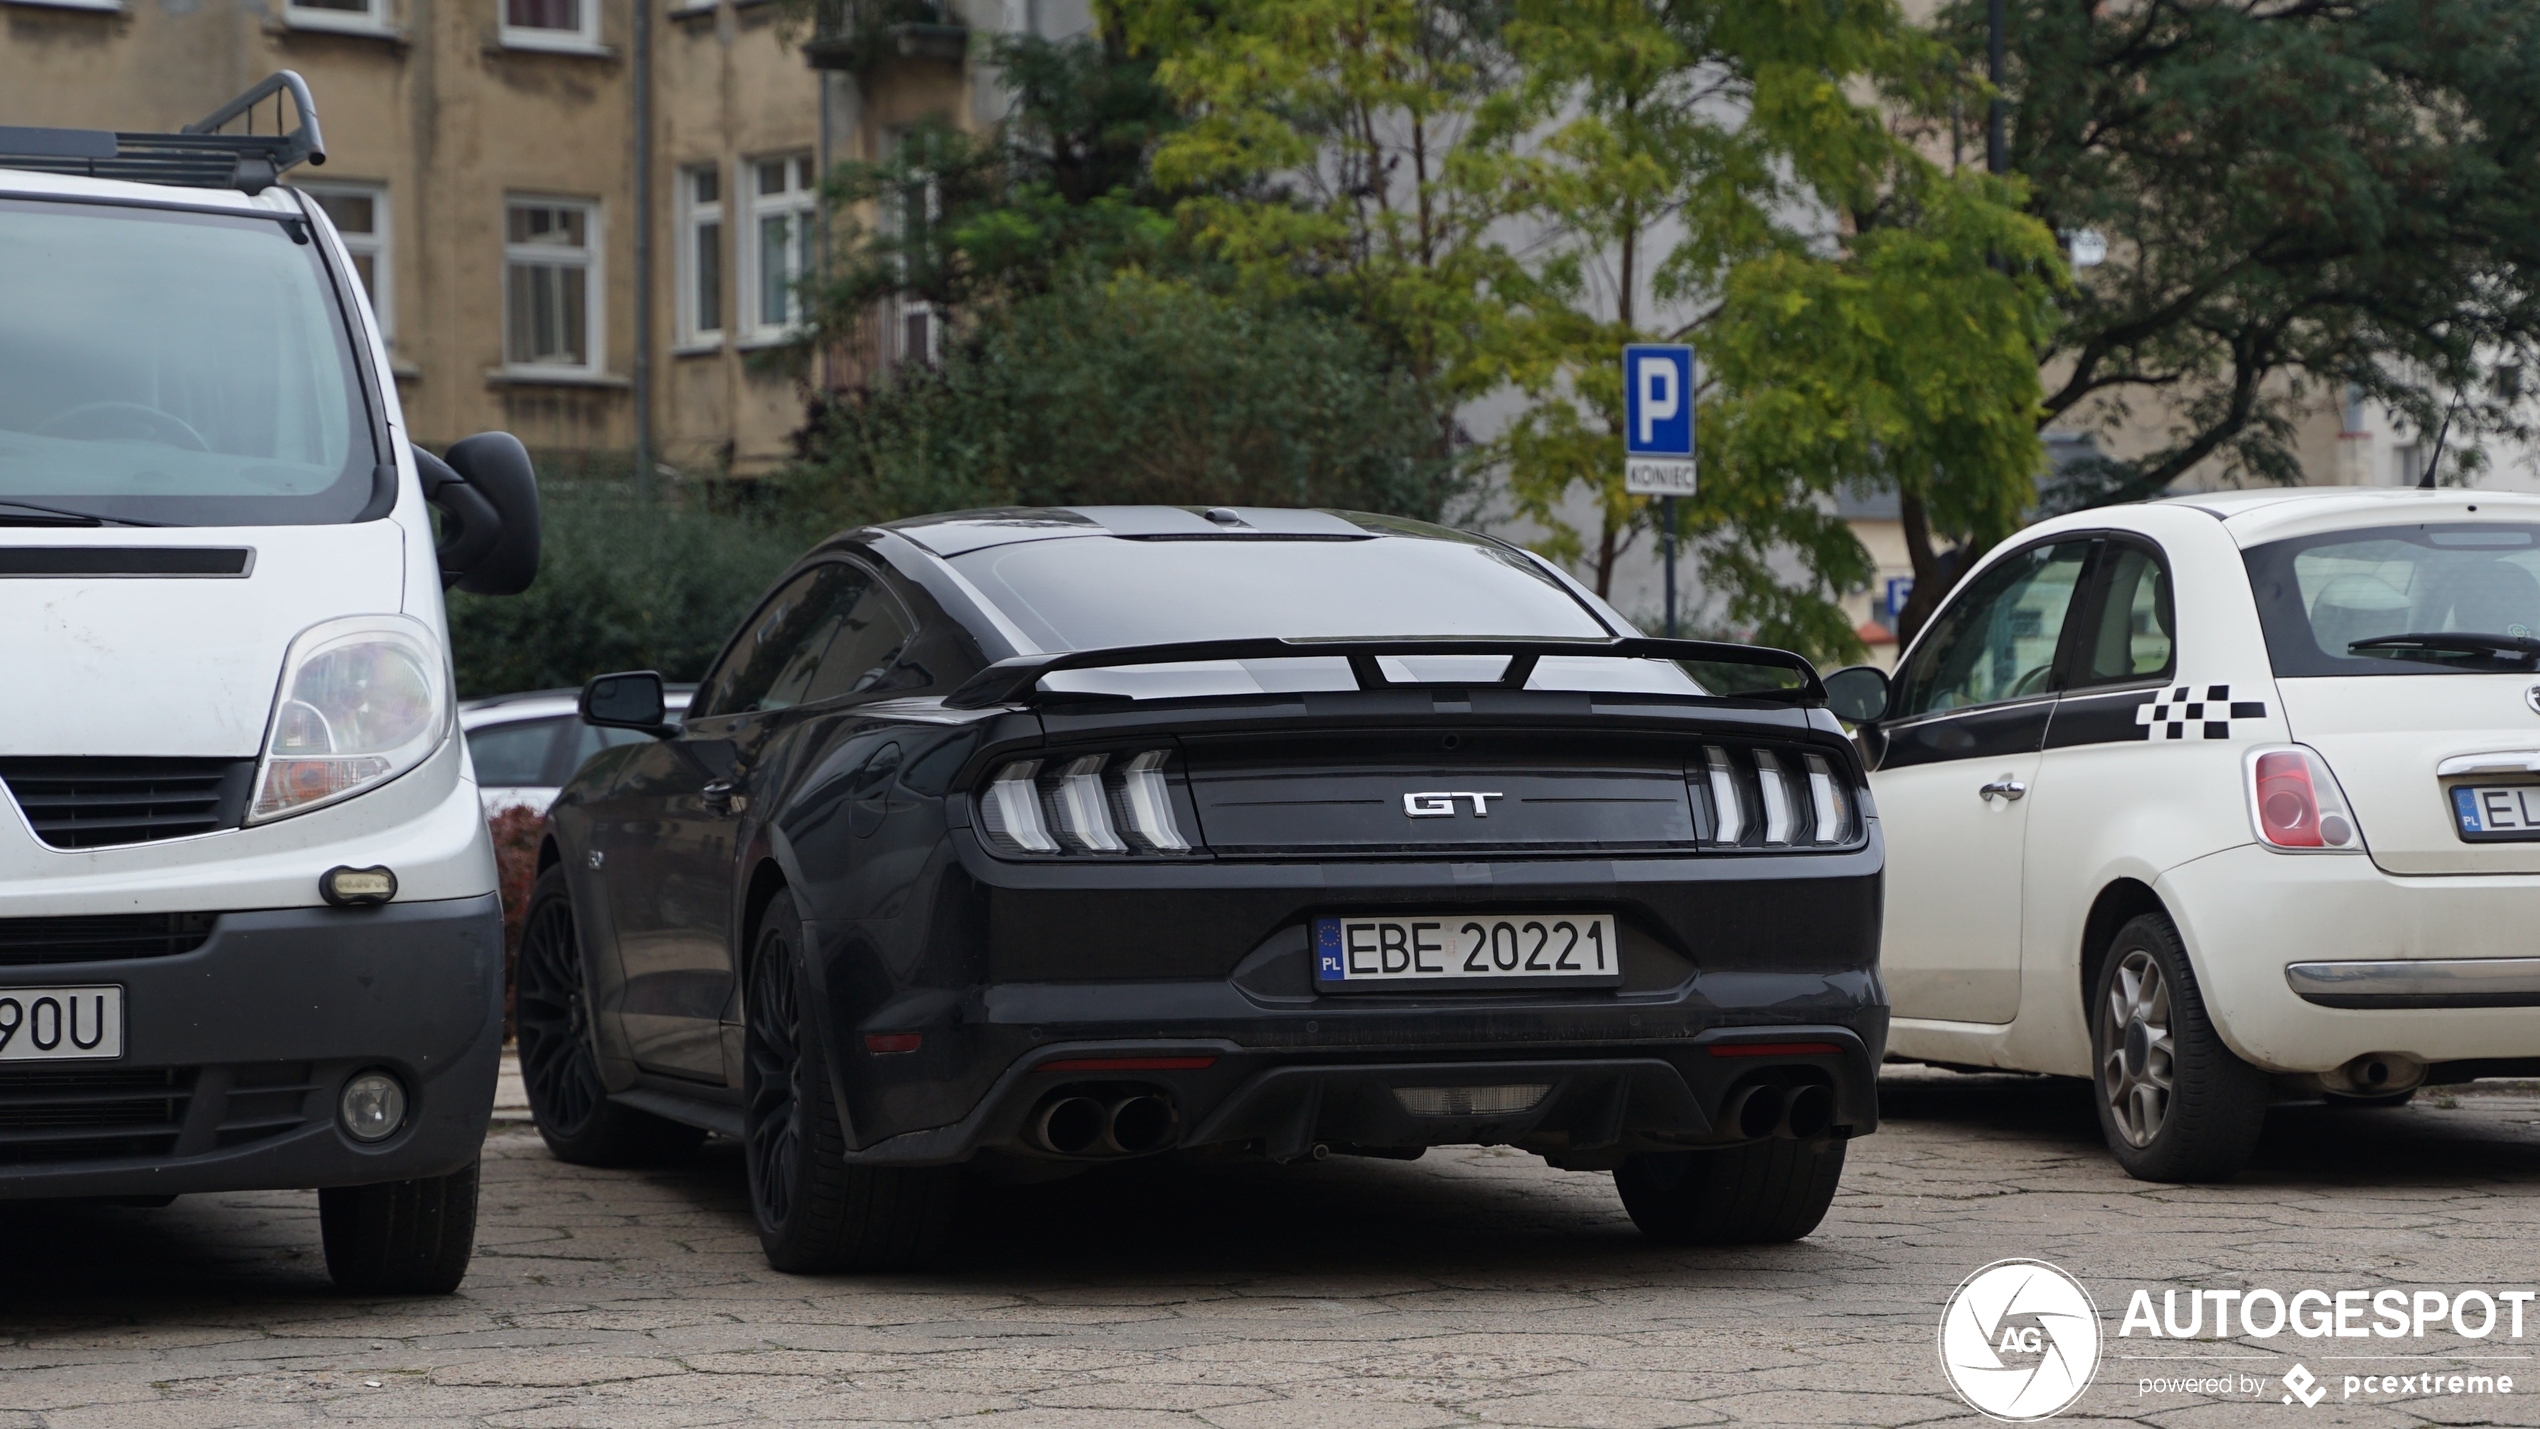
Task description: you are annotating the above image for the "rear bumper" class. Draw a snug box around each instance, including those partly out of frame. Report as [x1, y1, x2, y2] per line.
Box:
[0, 894, 502, 1199]
[835, 1017, 1883, 1168]
[2163, 845, 2540, 1071]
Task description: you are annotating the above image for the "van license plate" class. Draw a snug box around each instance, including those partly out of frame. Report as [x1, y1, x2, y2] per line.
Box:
[0, 986, 124, 1061]
[1314, 913, 1623, 988]
[2453, 785, 2540, 841]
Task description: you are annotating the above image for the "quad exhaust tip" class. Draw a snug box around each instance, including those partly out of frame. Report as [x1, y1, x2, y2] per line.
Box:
[1029, 1091, 1179, 1157]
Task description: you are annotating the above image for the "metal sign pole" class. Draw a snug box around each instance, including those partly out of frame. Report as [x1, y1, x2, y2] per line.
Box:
[1662, 496, 1676, 638]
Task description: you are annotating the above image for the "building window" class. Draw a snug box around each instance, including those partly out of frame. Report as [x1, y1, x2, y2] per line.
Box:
[886, 132, 940, 367]
[285, 0, 390, 33]
[677, 164, 723, 348]
[501, 0, 600, 51]
[504, 198, 599, 374]
[302, 183, 392, 342]
[743, 155, 817, 341]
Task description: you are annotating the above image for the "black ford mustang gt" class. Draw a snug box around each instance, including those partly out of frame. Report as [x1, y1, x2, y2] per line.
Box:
[517, 506, 1886, 1271]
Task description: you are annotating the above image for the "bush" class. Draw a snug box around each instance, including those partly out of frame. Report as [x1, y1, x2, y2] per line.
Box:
[447, 482, 814, 698]
[488, 805, 542, 1040]
[791, 272, 1467, 528]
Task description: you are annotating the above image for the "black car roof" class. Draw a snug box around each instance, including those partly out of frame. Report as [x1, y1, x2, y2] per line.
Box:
[879, 506, 1491, 558]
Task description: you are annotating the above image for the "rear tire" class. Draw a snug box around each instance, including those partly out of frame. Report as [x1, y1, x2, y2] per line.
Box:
[744, 890, 958, 1273]
[1613, 1137, 1846, 1245]
[2091, 912, 2268, 1182]
[515, 864, 706, 1167]
[321, 1160, 479, 1295]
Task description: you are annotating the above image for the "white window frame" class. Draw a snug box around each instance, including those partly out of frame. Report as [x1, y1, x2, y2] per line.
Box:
[502, 196, 604, 379]
[300, 181, 394, 344]
[499, 0, 602, 53]
[739, 154, 818, 345]
[676, 162, 725, 351]
[283, 0, 393, 35]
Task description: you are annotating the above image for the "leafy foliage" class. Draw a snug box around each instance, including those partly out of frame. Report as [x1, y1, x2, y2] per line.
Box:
[446, 482, 811, 698]
[792, 270, 1463, 526]
[1938, 0, 2540, 506]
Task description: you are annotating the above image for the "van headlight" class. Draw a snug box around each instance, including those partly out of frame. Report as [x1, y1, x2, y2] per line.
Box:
[248, 615, 449, 824]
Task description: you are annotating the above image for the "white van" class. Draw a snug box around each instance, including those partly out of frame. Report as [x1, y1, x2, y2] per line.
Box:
[0, 75, 538, 1291]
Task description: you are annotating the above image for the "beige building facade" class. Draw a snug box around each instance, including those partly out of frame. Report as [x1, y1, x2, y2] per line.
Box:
[1, 0, 1056, 474]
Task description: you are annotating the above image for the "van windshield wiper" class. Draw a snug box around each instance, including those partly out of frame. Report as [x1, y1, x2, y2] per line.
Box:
[0, 501, 156, 528]
[2349, 632, 2540, 667]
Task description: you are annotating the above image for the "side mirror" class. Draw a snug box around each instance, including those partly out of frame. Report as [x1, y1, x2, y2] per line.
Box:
[416, 433, 541, 596]
[581, 670, 676, 737]
[1823, 665, 1892, 725]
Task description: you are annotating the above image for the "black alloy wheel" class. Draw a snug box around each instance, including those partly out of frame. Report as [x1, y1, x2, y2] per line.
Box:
[742, 889, 958, 1273]
[514, 864, 704, 1166]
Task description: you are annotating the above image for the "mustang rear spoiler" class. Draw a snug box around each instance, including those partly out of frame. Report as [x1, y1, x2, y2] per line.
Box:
[942, 636, 1825, 709]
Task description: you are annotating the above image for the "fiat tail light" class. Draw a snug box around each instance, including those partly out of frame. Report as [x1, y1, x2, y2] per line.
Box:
[2246, 746, 2363, 852]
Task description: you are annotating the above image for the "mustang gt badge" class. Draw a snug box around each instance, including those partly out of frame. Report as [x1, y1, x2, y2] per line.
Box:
[1403, 791, 1502, 817]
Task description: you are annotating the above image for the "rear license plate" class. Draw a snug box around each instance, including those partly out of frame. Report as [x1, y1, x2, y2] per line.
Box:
[2453, 784, 2540, 841]
[1314, 913, 1622, 989]
[0, 986, 123, 1062]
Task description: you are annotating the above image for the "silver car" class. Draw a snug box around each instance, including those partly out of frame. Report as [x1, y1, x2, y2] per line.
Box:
[460, 686, 693, 817]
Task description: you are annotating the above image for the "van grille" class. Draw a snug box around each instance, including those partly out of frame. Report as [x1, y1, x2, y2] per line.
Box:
[0, 913, 219, 966]
[0, 1066, 195, 1165]
[0, 758, 256, 849]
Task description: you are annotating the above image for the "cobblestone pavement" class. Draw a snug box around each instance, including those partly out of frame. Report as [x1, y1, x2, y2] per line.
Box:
[7, 1065, 2540, 1428]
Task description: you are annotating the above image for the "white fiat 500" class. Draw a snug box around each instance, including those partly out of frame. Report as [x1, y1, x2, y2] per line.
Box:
[1826, 487, 2540, 1181]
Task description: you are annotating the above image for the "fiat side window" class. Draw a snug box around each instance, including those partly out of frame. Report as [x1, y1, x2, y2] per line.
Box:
[2069, 542, 2176, 687]
[1891, 541, 2093, 718]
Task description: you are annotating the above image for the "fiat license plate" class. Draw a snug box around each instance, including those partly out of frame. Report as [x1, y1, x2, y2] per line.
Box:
[2453, 784, 2540, 841]
[0, 986, 124, 1062]
[1314, 913, 1623, 988]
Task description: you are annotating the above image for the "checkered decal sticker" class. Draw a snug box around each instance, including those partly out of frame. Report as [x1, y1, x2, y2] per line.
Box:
[2134, 685, 2267, 741]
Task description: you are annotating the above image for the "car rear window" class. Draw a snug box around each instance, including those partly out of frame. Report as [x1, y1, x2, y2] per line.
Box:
[2244, 523, 2540, 675]
[951, 534, 1611, 649]
[946, 532, 1711, 697]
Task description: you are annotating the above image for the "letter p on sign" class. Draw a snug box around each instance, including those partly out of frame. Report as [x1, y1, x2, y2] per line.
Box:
[1623, 344, 1693, 459]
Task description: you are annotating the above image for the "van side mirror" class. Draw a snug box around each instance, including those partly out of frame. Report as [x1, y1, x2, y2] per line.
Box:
[416, 433, 541, 595]
[1823, 665, 1891, 725]
[581, 670, 676, 737]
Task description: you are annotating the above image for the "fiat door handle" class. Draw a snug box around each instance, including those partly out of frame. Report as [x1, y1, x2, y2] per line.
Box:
[1978, 777, 2028, 802]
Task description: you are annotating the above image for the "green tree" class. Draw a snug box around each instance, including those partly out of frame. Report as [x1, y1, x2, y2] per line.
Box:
[792, 269, 1461, 526]
[1128, 0, 1532, 427]
[1930, 0, 2540, 534]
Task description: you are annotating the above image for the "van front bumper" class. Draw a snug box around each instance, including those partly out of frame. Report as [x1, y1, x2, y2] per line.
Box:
[0, 894, 502, 1199]
[2163, 845, 2540, 1073]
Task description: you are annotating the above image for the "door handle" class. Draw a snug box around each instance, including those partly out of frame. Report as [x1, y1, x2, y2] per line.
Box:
[1978, 777, 2028, 803]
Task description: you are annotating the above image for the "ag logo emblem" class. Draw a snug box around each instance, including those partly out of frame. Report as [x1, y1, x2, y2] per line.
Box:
[1938, 1259, 2101, 1421]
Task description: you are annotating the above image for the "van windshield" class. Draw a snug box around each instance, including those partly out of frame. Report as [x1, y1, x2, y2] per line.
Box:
[0, 198, 378, 527]
[2244, 523, 2540, 675]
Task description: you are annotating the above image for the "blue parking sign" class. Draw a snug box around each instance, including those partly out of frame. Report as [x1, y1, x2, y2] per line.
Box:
[1623, 344, 1694, 458]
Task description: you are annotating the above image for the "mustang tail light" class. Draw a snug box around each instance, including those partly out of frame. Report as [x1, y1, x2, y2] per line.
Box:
[979, 750, 1193, 856]
[980, 760, 1058, 853]
[1696, 745, 1856, 849]
[2247, 745, 2362, 851]
[1047, 756, 1127, 853]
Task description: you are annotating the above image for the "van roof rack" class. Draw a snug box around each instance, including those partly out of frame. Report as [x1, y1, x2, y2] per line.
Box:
[0, 71, 325, 196]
